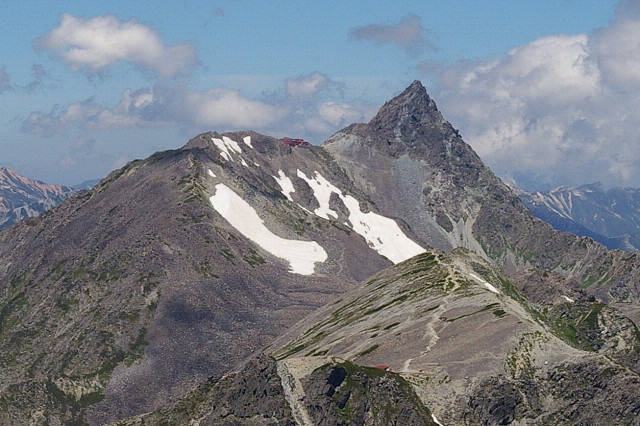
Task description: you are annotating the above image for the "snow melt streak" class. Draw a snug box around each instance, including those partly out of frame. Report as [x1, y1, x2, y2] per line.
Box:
[468, 272, 501, 294]
[297, 170, 425, 264]
[209, 183, 327, 275]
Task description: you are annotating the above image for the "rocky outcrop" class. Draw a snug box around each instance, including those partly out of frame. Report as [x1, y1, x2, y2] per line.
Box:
[117, 355, 296, 425]
[119, 356, 436, 426]
[299, 361, 435, 425]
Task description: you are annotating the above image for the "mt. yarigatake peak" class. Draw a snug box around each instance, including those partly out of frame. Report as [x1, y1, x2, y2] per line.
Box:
[1, 81, 640, 424]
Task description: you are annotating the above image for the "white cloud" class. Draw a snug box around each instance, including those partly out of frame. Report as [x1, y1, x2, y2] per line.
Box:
[286, 72, 331, 99]
[350, 14, 434, 52]
[433, 8, 640, 189]
[318, 102, 366, 126]
[21, 88, 159, 136]
[21, 85, 288, 135]
[21, 72, 376, 144]
[34, 13, 198, 78]
[591, 13, 640, 91]
[180, 87, 287, 128]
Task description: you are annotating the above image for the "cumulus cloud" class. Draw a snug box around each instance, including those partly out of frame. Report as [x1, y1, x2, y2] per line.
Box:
[21, 88, 160, 136]
[286, 72, 332, 99]
[350, 14, 434, 52]
[34, 13, 198, 78]
[433, 7, 640, 189]
[278, 73, 374, 137]
[178, 87, 288, 128]
[21, 72, 376, 143]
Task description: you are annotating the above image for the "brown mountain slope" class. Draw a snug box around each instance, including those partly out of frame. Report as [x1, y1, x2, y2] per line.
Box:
[0, 135, 406, 423]
[119, 250, 640, 425]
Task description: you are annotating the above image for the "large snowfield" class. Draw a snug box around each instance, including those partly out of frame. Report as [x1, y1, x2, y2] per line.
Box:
[209, 182, 327, 275]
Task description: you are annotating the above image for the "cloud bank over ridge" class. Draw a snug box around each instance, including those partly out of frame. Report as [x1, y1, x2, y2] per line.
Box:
[434, 2, 640, 189]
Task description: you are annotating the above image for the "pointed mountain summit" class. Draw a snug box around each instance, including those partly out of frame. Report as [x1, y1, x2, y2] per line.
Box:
[369, 80, 444, 130]
[325, 81, 640, 304]
[368, 80, 456, 151]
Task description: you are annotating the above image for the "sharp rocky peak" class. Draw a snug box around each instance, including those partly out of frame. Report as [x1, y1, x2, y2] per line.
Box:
[328, 80, 474, 164]
[368, 80, 453, 139]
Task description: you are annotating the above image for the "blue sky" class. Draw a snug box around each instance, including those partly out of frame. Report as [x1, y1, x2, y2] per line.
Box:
[1, 0, 636, 190]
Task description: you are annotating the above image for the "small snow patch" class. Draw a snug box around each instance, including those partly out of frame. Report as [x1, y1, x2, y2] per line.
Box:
[274, 170, 295, 201]
[431, 413, 444, 426]
[243, 135, 253, 148]
[297, 170, 339, 219]
[207, 169, 216, 178]
[212, 137, 231, 159]
[562, 295, 574, 303]
[469, 272, 501, 294]
[212, 136, 244, 162]
[222, 136, 242, 154]
[209, 183, 327, 275]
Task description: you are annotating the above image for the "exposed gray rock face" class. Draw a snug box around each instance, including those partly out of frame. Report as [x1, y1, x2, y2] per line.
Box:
[0, 167, 74, 229]
[299, 361, 435, 425]
[120, 355, 296, 425]
[324, 80, 640, 305]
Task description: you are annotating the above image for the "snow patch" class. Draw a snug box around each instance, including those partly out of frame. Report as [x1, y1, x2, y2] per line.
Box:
[297, 170, 339, 219]
[468, 272, 501, 294]
[340, 194, 424, 264]
[222, 136, 242, 154]
[274, 170, 295, 201]
[431, 413, 444, 426]
[297, 170, 425, 264]
[562, 295, 575, 303]
[212, 136, 254, 166]
[209, 183, 327, 275]
[212, 137, 232, 159]
[207, 169, 216, 178]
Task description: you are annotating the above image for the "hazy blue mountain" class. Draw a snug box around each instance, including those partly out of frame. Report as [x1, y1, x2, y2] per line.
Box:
[519, 183, 640, 251]
[0, 167, 74, 230]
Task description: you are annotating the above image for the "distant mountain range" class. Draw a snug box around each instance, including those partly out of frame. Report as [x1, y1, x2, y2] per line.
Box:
[0, 169, 102, 230]
[1, 82, 640, 424]
[0, 167, 75, 230]
[518, 183, 640, 251]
